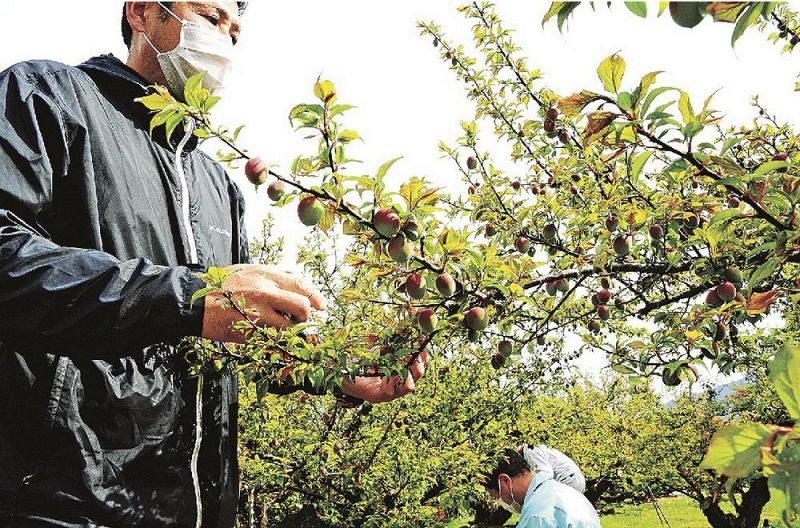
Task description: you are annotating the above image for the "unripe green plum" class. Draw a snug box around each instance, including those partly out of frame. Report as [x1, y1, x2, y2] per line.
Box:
[555, 278, 569, 293]
[649, 224, 664, 239]
[403, 220, 421, 241]
[387, 234, 413, 264]
[491, 353, 506, 370]
[723, 266, 743, 285]
[714, 322, 728, 341]
[542, 223, 557, 241]
[716, 282, 737, 302]
[545, 281, 557, 297]
[587, 320, 601, 334]
[669, 2, 705, 28]
[464, 307, 489, 331]
[466, 156, 478, 170]
[467, 329, 480, 343]
[435, 273, 456, 297]
[417, 308, 438, 334]
[266, 181, 286, 202]
[662, 367, 682, 387]
[515, 236, 532, 254]
[297, 196, 325, 226]
[706, 289, 724, 308]
[612, 235, 632, 256]
[373, 208, 401, 238]
[498, 340, 513, 357]
[245, 157, 268, 186]
[405, 273, 427, 299]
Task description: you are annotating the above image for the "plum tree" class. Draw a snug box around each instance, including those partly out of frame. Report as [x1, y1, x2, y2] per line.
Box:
[135, 2, 800, 525]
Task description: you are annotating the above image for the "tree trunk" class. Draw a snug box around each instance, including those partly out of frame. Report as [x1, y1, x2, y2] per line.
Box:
[701, 477, 770, 528]
[735, 477, 770, 528]
[584, 478, 613, 506]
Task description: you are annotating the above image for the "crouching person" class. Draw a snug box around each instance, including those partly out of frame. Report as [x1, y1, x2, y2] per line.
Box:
[484, 448, 600, 528]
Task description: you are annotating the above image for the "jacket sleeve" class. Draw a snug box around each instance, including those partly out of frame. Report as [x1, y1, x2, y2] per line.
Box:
[0, 66, 206, 358]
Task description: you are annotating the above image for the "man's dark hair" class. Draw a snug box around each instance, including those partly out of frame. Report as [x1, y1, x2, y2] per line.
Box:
[484, 448, 531, 492]
[121, 2, 248, 49]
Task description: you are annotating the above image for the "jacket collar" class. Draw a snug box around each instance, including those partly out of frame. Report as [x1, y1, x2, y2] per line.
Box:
[78, 54, 198, 153]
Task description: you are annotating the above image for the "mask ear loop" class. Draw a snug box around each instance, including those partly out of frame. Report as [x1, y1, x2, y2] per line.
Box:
[140, 31, 162, 55]
[157, 1, 183, 23]
[142, 3, 186, 56]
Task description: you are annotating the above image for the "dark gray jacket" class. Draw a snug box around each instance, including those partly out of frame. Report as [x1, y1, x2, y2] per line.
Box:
[0, 54, 248, 527]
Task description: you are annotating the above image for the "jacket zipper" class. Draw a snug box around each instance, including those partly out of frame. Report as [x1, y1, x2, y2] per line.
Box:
[175, 120, 203, 527]
[176, 120, 199, 264]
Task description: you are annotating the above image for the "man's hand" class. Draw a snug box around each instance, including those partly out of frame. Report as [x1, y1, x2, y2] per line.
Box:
[201, 264, 326, 343]
[339, 351, 429, 403]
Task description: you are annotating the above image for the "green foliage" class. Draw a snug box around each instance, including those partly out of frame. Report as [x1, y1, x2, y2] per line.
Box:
[133, 2, 800, 526]
[543, 2, 778, 46]
[702, 343, 800, 523]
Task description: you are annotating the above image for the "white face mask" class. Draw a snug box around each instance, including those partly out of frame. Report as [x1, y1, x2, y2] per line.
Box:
[141, 2, 235, 98]
[497, 476, 523, 515]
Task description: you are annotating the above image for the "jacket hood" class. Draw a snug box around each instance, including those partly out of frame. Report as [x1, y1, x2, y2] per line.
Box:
[79, 54, 197, 152]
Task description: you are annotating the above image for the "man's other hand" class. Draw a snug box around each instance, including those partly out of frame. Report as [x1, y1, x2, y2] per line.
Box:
[340, 351, 429, 403]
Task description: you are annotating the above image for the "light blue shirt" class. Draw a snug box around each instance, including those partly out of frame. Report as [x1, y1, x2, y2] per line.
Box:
[516, 471, 601, 528]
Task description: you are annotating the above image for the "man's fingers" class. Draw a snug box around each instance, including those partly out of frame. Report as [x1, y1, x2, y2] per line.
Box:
[267, 269, 327, 311]
[409, 351, 428, 382]
[255, 288, 312, 323]
[251, 306, 295, 330]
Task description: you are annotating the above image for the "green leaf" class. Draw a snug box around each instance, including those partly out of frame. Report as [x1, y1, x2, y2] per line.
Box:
[769, 343, 800, 420]
[376, 157, 403, 181]
[165, 112, 185, 143]
[617, 91, 633, 112]
[183, 71, 206, 108]
[708, 2, 748, 23]
[625, 2, 647, 17]
[754, 160, 791, 177]
[749, 256, 781, 288]
[555, 2, 580, 31]
[542, 2, 579, 28]
[731, 2, 762, 46]
[338, 129, 360, 143]
[767, 470, 800, 525]
[630, 151, 651, 182]
[700, 422, 776, 479]
[329, 104, 357, 118]
[135, 85, 176, 111]
[640, 86, 677, 119]
[597, 53, 626, 93]
[557, 90, 603, 117]
[678, 91, 695, 124]
[190, 286, 216, 309]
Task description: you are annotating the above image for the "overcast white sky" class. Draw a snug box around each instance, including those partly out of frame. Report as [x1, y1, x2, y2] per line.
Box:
[2, 1, 795, 387]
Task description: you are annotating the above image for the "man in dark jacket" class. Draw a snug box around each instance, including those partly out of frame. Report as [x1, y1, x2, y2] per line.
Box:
[0, 2, 426, 527]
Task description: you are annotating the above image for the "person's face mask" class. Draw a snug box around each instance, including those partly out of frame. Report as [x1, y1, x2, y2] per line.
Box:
[141, 2, 235, 98]
[497, 475, 523, 515]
